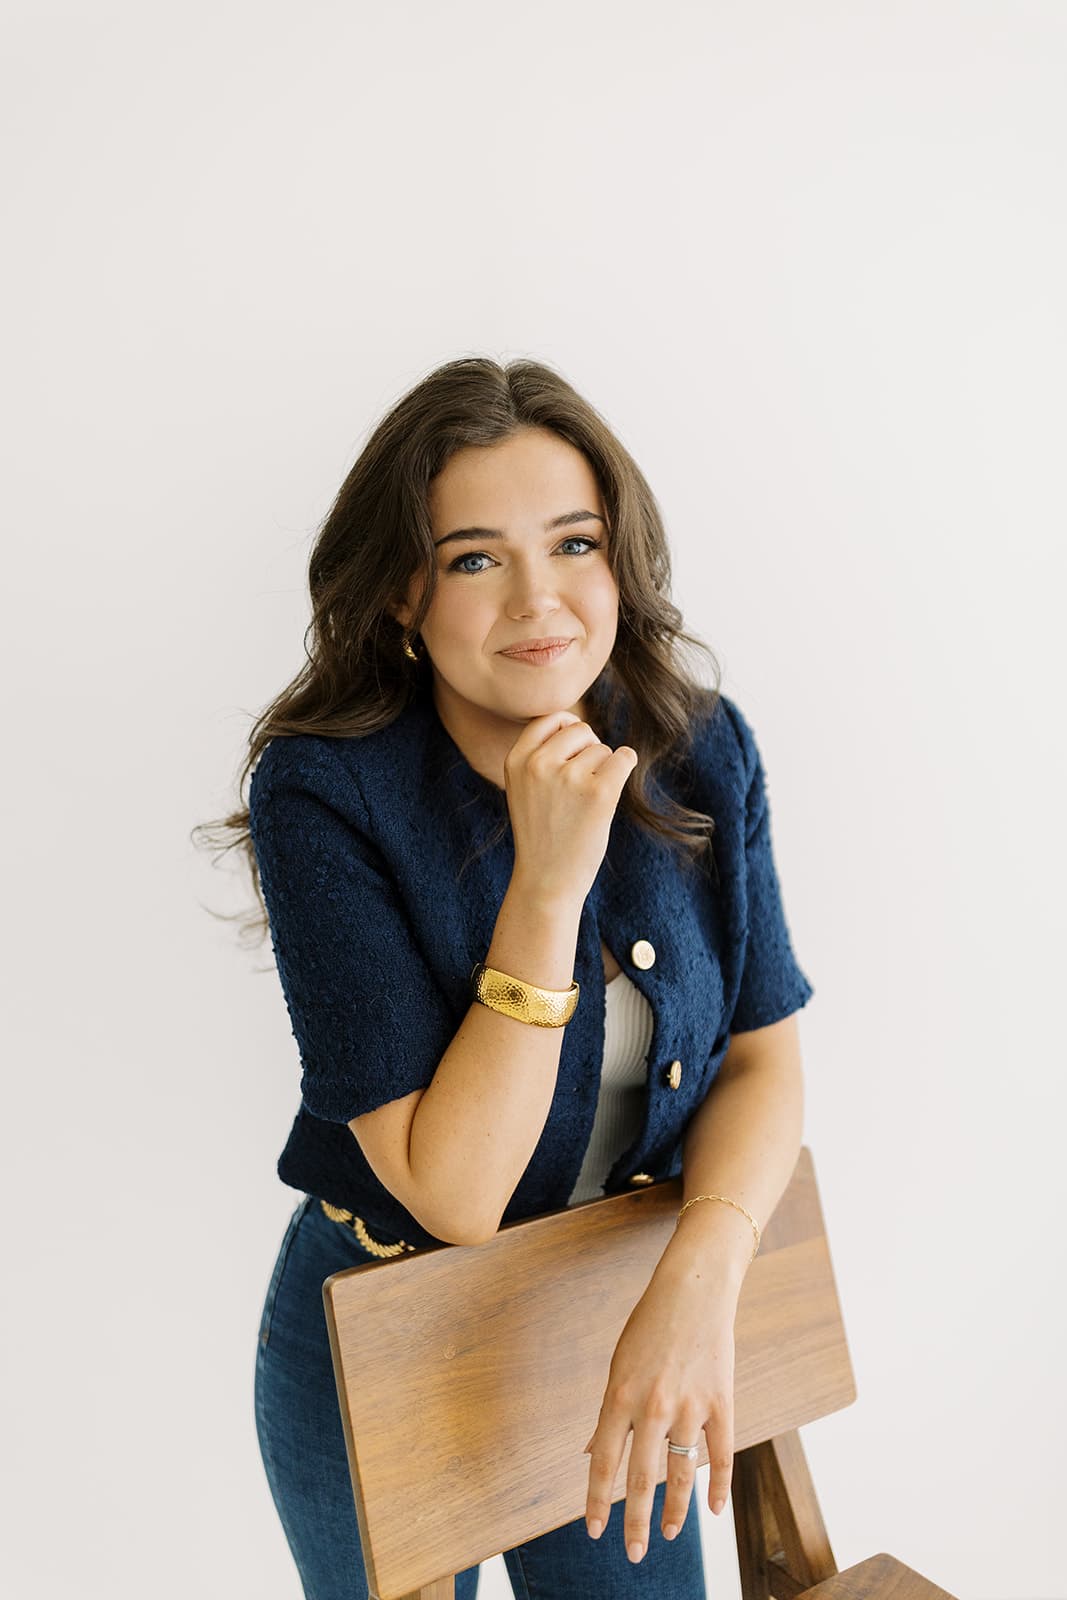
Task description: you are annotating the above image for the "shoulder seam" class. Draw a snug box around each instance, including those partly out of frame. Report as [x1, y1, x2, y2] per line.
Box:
[710, 692, 755, 788]
[250, 734, 373, 831]
[320, 738, 374, 831]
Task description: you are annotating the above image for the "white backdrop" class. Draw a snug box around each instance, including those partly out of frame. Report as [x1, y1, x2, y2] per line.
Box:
[4, 4, 1064, 1598]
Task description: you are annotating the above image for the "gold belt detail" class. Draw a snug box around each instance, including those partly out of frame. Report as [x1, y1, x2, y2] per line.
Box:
[319, 1199, 416, 1258]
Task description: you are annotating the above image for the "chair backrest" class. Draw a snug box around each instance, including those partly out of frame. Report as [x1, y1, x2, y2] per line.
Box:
[321, 1143, 855, 1600]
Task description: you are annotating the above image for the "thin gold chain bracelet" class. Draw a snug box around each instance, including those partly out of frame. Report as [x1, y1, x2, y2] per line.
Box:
[676, 1193, 761, 1263]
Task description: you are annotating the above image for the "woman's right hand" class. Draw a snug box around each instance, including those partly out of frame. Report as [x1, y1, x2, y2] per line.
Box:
[502, 711, 638, 911]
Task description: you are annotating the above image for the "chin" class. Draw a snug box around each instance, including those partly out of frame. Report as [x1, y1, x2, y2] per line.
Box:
[517, 679, 599, 717]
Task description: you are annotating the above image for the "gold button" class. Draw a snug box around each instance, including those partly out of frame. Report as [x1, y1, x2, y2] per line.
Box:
[628, 1172, 655, 1185]
[666, 1059, 682, 1090]
[630, 939, 656, 970]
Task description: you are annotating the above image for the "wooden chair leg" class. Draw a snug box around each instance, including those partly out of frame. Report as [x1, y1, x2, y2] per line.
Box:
[734, 1431, 838, 1600]
[396, 1577, 454, 1600]
[735, 1444, 774, 1600]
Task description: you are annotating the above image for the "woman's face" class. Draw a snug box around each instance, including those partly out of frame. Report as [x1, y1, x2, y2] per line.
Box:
[394, 426, 620, 728]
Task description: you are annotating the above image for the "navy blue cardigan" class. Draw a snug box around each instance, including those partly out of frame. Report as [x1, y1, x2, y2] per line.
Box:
[248, 679, 814, 1249]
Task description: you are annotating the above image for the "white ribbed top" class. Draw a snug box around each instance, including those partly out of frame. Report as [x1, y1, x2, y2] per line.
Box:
[567, 970, 654, 1204]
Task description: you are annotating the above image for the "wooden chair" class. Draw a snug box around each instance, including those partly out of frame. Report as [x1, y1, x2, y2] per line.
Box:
[322, 1145, 958, 1600]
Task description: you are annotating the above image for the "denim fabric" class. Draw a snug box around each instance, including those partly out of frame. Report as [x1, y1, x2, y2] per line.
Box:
[254, 1195, 709, 1599]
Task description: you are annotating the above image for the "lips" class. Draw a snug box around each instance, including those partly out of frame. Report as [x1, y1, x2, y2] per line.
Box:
[499, 638, 574, 664]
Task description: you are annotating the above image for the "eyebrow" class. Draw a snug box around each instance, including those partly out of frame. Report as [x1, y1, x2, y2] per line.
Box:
[432, 509, 607, 549]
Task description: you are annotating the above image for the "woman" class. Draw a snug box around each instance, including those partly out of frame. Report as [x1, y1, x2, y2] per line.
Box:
[198, 356, 814, 1599]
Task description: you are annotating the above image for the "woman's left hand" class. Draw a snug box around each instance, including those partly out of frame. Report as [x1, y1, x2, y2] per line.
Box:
[581, 1257, 739, 1563]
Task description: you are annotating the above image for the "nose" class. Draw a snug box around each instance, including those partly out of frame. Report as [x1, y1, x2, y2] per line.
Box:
[505, 557, 564, 622]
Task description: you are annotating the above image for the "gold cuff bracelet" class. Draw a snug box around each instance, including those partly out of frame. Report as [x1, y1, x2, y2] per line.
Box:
[470, 961, 580, 1028]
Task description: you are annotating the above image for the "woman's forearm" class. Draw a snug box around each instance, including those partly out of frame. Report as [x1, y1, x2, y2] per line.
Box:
[655, 1022, 806, 1296]
[406, 872, 584, 1245]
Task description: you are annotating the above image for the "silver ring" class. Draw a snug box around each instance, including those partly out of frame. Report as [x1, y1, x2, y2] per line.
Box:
[667, 1441, 699, 1459]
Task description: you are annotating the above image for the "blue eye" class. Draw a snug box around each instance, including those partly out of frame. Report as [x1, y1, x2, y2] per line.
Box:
[447, 537, 603, 575]
[448, 550, 492, 575]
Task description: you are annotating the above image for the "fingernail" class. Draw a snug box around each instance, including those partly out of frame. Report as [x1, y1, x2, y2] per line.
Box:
[712, 1497, 726, 1515]
[664, 1523, 679, 1540]
[587, 1519, 602, 1539]
[627, 1541, 644, 1562]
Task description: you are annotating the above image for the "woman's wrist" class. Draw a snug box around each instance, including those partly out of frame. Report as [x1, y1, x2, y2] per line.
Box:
[505, 867, 585, 924]
[657, 1199, 754, 1297]
[483, 871, 583, 998]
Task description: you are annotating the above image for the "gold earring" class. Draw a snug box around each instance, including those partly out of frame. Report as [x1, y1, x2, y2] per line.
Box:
[402, 635, 418, 661]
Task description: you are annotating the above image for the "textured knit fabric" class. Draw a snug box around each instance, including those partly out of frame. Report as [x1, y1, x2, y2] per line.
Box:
[248, 676, 815, 1248]
[567, 971, 654, 1205]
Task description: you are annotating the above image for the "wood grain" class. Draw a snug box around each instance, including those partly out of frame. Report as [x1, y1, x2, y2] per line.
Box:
[322, 1145, 857, 1599]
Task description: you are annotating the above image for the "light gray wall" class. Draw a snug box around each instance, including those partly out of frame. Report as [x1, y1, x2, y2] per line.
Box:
[4, 3, 1063, 1597]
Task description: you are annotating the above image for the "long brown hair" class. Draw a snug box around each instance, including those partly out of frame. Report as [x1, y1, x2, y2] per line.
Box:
[191, 356, 724, 945]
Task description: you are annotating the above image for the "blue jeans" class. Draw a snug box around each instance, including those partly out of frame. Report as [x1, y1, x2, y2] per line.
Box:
[254, 1193, 709, 1599]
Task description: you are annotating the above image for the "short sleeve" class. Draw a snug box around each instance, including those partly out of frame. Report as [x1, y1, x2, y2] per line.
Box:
[248, 736, 459, 1124]
[723, 700, 815, 1034]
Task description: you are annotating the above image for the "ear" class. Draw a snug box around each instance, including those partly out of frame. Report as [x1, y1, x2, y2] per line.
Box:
[388, 570, 427, 634]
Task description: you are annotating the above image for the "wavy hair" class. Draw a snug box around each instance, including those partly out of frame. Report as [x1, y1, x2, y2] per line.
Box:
[191, 356, 724, 945]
